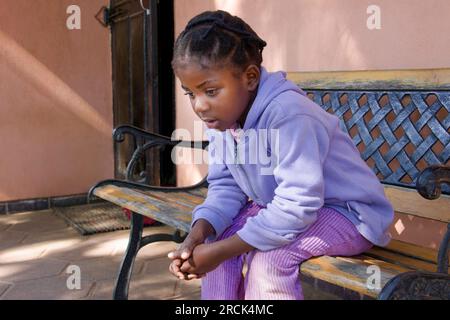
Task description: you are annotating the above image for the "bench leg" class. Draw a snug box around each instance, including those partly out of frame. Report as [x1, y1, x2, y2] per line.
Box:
[113, 213, 188, 300]
[113, 212, 144, 300]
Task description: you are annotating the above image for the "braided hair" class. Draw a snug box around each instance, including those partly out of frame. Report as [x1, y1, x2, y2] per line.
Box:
[172, 10, 267, 73]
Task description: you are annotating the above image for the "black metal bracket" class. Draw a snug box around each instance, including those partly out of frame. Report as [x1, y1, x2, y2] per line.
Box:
[416, 164, 450, 274]
[379, 165, 450, 300]
[95, 1, 131, 27]
[416, 165, 450, 200]
[114, 124, 208, 183]
[378, 271, 450, 300]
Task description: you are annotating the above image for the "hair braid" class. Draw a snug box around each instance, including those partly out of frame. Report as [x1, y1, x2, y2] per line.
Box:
[172, 10, 266, 72]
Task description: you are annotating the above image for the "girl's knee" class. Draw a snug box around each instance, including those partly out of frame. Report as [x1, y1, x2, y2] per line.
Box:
[327, 235, 374, 257]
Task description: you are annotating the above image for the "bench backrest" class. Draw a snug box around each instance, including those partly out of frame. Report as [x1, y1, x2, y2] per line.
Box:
[303, 89, 449, 224]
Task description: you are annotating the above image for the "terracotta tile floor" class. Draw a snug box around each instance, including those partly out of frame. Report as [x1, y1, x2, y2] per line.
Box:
[0, 207, 340, 300]
[0, 208, 201, 300]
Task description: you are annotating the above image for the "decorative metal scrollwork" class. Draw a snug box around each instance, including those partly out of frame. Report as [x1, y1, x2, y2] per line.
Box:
[307, 91, 450, 193]
[379, 271, 450, 300]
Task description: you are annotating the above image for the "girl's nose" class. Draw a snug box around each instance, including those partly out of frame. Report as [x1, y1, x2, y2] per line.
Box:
[193, 98, 210, 114]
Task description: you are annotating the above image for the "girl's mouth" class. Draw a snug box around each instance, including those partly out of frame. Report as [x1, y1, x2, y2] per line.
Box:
[204, 119, 220, 129]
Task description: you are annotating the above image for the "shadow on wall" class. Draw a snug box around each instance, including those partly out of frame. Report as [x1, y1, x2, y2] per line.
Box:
[0, 29, 110, 136]
[0, 29, 113, 201]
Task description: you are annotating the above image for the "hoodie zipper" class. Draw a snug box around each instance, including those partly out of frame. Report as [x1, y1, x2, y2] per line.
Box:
[233, 133, 260, 203]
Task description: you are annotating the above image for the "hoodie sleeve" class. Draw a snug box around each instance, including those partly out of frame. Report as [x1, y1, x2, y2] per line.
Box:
[191, 132, 249, 239]
[236, 115, 331, 251]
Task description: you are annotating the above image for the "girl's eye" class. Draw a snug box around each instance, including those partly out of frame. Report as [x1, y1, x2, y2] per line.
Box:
[205, 89, 218, 97]
[184, 92, 194, 98]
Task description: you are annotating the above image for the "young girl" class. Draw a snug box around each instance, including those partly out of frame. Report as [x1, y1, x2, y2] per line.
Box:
[167, 10, 394, 300]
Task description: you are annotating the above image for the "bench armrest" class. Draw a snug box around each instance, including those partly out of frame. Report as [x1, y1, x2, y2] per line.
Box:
[113, 125, 209, 150]
[416, 164, 450, 274]
[416, 164, 450, 200]
[113, 125, 209, 181]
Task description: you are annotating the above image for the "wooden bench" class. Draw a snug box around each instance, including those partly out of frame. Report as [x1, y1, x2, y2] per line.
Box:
[89, 88, 450, 300]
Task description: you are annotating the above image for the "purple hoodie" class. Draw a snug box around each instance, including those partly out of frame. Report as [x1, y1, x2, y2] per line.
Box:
[191, 66, 394, 251]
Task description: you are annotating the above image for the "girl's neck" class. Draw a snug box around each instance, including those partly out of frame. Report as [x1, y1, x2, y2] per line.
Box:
[238, 89, 258, 128]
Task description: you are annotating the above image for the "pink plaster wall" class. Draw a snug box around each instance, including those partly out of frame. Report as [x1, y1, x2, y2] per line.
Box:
[0, 0, 113, 201]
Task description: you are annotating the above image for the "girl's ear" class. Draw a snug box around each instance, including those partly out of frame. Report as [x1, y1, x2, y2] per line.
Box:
[244, 64, 260, 91]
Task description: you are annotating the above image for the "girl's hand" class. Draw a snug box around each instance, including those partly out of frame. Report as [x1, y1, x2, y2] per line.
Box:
[167, 235, 203, 261]
[167, 219, 215, 261]
[168, 258, 205, 280]
[168, 258, 185, 279]
[179, 243, 224, 275]
[179, 234, 255, 275]
[167, 219, 214, 280]
[167, 237, 205, 280]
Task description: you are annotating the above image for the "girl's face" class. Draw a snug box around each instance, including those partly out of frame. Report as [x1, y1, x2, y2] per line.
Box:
[174, 61, 260, 131]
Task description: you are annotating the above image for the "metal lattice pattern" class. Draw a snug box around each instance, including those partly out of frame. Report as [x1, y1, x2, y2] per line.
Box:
[306, 91, 450, 192]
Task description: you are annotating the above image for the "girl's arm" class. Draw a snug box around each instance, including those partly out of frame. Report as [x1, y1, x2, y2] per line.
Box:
[179, 234, 254, 275]
[190, 131, 249, 242]
[168, 219, 215, 280]
[214, 234, 255, 260]
[168, 218, 215, 261]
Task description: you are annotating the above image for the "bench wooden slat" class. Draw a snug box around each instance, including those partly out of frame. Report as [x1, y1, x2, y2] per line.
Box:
[185, 187, 208, 198]
[365, 247, 443, 273]
[384, 185, 450, 223]
[382, 239, 439, 264]
[300, 254, 413, 298]
[141, 189, 206, 208]
[287, 69, 450, 90]
[93, 185, 192, 232]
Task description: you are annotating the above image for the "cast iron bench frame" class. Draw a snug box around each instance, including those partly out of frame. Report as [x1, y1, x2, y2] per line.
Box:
[89, 89, 450, 300]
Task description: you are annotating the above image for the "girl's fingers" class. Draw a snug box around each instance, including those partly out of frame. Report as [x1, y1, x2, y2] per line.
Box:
[170, 259, 182, 271]
[169, 261, 177, 274]
[169, 258, 203, 281]
[179, 260, 193, 273]
[168, 245, 193, 260]
[170, 261, 204, 281]
[169, 262, 187, 280]
[169, 259, 184, 276]
[168, 236, 201, 260]
[186, 273, 206, 280]
[180, 250, 191, 260]
[173, 259, 181, 267]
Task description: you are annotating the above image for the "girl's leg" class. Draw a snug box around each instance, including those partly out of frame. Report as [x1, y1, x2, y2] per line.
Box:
[201, 201, 261, 300]
[244, 206, 373, 300]
[201, 253, 246, 300]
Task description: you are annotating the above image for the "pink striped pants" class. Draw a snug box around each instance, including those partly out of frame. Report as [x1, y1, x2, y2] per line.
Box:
[202, 201, 373, 300]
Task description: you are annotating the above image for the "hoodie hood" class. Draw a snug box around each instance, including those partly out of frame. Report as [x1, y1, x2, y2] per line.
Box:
[243, 66, 306, 130]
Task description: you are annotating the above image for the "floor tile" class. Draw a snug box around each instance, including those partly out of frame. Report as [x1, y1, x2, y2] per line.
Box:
[6, 210, 68, 233]
[0, 230, 28, 246]
[0, 281, 12, 298]
[0, 275, 94, 300]
[0, 258, 68, 283]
